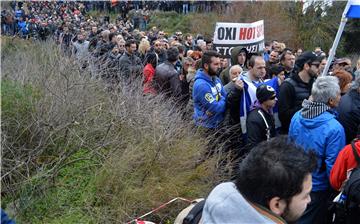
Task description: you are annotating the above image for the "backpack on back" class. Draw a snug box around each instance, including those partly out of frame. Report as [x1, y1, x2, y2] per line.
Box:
[342, 139, 360, 223]
[331, 139, 360, 224]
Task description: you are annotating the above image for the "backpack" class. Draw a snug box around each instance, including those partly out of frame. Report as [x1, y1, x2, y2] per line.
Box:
[174, 198, 205, 224]
[330, 139, 360, 224]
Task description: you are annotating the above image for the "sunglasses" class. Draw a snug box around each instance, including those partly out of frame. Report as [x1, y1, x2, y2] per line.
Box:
[311, 63, 320, 68]
[338, 62, 350, 66]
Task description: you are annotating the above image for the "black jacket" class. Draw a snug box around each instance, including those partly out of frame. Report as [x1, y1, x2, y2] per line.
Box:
[246, 107, 276, 148]
[118, 51, 143, 80]
[278, 71, 315, 134]
[153, 61, 182, 99]
[337, 89, 360, 144]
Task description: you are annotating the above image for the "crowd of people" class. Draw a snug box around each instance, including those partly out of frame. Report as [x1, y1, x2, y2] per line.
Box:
[2, 1, 360, 224]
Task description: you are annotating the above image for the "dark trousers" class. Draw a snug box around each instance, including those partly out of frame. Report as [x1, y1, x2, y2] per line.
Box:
[298, 190, 332, 224]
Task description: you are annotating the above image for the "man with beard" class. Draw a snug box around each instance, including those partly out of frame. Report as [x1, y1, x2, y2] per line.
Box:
[152, 39, 167, 64]
[278, 51, 321, 134]
[118, 39, 143, 81]
[193, 50, 226, 130]
[202, 136, 317, 224]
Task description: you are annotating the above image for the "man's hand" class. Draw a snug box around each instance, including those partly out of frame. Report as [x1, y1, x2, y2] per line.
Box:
[234, 79, 244, 90]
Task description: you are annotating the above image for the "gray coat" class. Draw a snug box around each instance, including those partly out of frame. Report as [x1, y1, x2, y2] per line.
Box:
[118, 51, 143, 80]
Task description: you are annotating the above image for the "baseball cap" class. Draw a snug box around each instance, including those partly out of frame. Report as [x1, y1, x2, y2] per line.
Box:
[295, 51, 321, 69]
[256, 85, 276, 103]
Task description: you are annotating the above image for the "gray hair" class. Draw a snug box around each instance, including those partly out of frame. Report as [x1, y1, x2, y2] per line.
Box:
[312, 76, 340, 104]
[229, 64, 243, 74]
[351, 74, 360, 90]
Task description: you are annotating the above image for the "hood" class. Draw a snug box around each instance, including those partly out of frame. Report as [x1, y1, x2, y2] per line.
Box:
[230, 46, 249, 65]
[202, 182, 284, 224]
[298, 100, 335, 129]
[194, 68, 215, 83]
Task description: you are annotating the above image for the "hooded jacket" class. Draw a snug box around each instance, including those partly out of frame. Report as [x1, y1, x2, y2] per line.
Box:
[219, 47, 248, 85]
[289, 100, 346, 192]
[193, 69, 227, 129]
[202, 182, 286, 224]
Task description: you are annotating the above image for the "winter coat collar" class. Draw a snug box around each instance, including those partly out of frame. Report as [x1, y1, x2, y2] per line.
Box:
[301, 99, 331, 119]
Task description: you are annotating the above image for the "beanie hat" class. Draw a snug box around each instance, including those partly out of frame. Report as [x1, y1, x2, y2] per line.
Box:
[295, 51, 321, 70]
[256, 85, 276, 103]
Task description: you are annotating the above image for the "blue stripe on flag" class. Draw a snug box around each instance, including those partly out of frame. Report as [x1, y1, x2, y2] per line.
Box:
[347, 1, 360, 18]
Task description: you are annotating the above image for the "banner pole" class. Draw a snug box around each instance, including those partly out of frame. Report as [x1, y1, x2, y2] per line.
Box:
[321, 0, 351, 76]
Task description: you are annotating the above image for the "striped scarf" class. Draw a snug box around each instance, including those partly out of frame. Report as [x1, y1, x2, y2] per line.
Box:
[301, 99, 331, 119]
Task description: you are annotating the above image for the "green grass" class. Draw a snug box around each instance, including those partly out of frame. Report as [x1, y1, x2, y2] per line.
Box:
[8, 149, 99, 223]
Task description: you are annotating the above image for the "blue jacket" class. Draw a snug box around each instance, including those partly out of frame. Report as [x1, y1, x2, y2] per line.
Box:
[193, 69, 227, 129]
[289, 111, 345, 192]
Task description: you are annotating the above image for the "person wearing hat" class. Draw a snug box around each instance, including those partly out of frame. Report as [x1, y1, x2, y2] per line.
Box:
[246, 85, 277, 150]
[278, 51, 321, 134]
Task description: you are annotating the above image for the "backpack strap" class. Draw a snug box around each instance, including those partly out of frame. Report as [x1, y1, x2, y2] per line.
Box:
[257, 109, 271, 141]
[183, 199, 205, 224]
[351, 139, 360, 165]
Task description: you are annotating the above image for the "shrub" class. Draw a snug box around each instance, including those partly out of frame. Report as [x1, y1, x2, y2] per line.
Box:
[1, 37, 221, 223]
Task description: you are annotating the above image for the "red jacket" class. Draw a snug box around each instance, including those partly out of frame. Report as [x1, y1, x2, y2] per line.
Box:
[143, 63, 156, 95]
[330, 140, 360, 191]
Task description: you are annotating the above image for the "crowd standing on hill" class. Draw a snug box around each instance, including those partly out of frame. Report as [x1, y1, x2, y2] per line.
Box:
[1, 1, 360, 224]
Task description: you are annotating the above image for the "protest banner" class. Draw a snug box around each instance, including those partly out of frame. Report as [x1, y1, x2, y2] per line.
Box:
[213, 20, 264, 58]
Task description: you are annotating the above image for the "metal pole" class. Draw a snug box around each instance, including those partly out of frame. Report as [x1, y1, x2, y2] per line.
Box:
[321, 0, 351, 76]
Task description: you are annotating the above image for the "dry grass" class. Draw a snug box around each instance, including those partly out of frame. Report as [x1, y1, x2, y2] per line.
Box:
[1, 37, 223, 223]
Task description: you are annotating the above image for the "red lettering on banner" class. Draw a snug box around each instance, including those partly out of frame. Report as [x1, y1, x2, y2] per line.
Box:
[246, 28, 252, 40]
[239, 28, 246, 40]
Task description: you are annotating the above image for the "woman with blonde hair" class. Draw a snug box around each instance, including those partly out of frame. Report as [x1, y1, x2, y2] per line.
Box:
[138, 39, 150, 62]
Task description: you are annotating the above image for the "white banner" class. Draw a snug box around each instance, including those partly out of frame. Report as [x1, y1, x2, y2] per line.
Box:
[213, 20, 265, 58]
